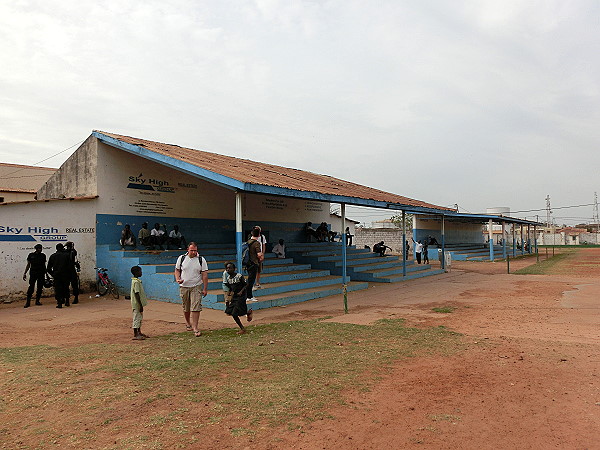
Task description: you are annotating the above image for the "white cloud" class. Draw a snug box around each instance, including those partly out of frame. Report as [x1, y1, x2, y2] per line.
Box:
[0, 0, 598, 223]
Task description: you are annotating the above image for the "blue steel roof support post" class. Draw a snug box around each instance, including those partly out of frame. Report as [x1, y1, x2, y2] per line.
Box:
[521, 225, 525, 256]
[235, 192, 243, 273]
[341, 203, 348, 314]
[489, 219, 494, 262]
[402, 210, 407, 277]
[534, 225, 539, 262]
[512, 224, 516, 258]
[502, 221, 507, 259]
[441, 215, 446, 270]
[527, 224, 531, 254]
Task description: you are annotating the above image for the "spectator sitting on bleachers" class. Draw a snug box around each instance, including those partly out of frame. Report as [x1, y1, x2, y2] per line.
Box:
[373, 241, 392, 257]
[150, 223, 167, 250]
[305, 222, 320, 242]
[168, 225, 187, 249]
[272, 239, 286, 258]
[316, 222, 329, 242]
[120, 224, 136, 248]
[138, 222, 152, 249]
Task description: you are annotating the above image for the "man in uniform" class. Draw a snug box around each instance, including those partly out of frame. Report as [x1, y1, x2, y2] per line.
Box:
[22, 244, 47, 308]
[47, 243, 72, 308]
[65, 241, 80, 304]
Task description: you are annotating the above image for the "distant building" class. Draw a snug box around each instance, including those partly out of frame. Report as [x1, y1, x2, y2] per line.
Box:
[0, 163, 56, 203]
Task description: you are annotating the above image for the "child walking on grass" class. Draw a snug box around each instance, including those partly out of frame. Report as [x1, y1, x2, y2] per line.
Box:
[222, 262, 253, 334]
[130, 266, 148, 340]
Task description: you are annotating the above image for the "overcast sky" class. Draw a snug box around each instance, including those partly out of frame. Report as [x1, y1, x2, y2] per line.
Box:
[1, 0, 598, 225]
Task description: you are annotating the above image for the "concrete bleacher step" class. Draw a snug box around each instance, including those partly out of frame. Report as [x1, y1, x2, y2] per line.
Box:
[96, 243, 371, 310]
[287, 242, 445, 284]
[206, 281, 369, 311]
[205, 269, 331, 290]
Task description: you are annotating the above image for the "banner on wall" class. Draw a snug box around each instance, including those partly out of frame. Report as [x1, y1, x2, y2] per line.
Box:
[0, 225, 94, 243]
[125, 172, 199, 215]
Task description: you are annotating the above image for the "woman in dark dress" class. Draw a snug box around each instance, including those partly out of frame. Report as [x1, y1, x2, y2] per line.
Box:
[222, 262, 253, 334]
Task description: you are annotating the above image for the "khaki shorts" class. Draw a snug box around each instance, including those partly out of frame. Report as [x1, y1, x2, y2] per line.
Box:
[132, 309, 143, 328]
[180, 285, 203, 312]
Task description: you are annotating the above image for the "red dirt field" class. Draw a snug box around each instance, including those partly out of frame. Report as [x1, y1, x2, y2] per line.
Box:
[1, 248, 599, 449]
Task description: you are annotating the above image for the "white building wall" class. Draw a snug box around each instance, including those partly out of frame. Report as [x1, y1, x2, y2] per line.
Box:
[0, 198, 97, 298]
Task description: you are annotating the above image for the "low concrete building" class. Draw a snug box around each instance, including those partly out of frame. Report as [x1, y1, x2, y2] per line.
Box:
[1, 131, 453, 300]
[0, 162, 56, 203]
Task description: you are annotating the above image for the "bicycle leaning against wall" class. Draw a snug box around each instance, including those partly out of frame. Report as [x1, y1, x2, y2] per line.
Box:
[94, 267, 119, 299]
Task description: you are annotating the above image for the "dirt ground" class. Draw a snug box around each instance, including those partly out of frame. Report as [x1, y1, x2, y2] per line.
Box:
[1, 248, 599, 449]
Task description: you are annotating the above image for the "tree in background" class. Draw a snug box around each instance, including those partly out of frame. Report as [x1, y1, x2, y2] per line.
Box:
[390, 213, 413, 229]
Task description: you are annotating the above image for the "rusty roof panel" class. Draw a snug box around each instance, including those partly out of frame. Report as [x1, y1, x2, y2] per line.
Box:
[95, 131, 452, 211]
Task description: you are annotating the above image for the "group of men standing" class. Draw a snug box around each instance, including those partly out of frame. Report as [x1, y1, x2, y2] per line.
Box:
[23, 242, 80, 308]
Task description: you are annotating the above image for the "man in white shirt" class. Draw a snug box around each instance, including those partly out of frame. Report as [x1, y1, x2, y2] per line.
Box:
[150, 223, 167, 250]
[412, 238, 423, 264]
[253, 225, 267, 288]
[168, 225, 186, 250]
[174, 242, 208, 336]
[272, 239, 285, 259]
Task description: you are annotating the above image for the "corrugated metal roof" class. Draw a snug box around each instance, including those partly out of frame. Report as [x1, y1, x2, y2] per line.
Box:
[0, 163, 56, 191]
[95, 131, 453, 212]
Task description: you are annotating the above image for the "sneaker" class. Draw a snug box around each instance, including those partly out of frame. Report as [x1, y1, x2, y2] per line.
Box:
[254, 284, 261, 289]
[247, 297, 257, 302]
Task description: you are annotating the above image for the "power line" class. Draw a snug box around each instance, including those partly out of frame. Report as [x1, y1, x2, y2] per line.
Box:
[0, 140, 83, 180]
[0, 173, 55, 180]
[512, 202, 595, 214]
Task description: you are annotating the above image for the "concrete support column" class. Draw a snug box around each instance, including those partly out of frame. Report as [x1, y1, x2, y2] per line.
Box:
[235, 191, 243, 271]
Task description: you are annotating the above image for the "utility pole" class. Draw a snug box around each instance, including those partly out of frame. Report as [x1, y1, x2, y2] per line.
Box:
[593, 192, 599, 244]
[545, 195, 552, 228]
[546, 195, 552, 249]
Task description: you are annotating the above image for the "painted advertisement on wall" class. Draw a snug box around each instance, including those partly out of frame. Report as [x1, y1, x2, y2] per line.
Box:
[0, 199, 97, 297]
[243, 194, 330, 223]
[95, 142, 236, 218]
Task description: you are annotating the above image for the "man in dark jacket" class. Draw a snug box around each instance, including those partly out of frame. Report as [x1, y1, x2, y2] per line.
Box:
[22, 244, 47, 308]
[47, 243, 72, 308]
[65, 241, 80, 304]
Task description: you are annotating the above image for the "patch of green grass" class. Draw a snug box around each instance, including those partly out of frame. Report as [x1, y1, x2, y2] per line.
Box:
[429, 413, 461, 422]
[432, 307, 456, 313]
[0, 319, 464, 443]
[513, 251, 572, 275]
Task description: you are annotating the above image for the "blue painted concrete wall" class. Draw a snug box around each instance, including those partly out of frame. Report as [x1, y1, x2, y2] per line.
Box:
[97, 214, 318, 248]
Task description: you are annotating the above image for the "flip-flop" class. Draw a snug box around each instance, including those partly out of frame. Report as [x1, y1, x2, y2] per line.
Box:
[186, 325, 193, 331]
[194, 331, 202, 337]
